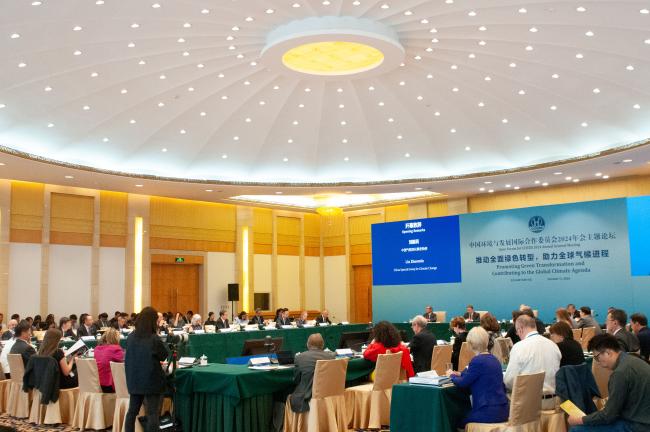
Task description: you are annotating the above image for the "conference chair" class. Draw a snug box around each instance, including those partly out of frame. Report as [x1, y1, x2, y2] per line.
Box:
[492, 337, 513, 365]
[571, 328, 582, 342]
[0, 363, 10, 413]
[344, 351, 401, 430]
[581, 327, 596, 351]
[72, 358, 116, 430]
[33, 331, 46, 342]
[27, 356, 78, 425]
[284, 358, 348, 432]
[591, 359, 611, 410]
[466, 371, 545, 432]
[430, 345, 453, 376]
[111, 361, 143, 432]
[434, 311, 447, 322]
[458, 342, 476, 371]
[7, 354, 31, 418]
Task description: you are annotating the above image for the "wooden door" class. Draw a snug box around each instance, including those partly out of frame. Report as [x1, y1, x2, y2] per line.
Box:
[151, 264, 200, 314]
[353, 265, 373, 323]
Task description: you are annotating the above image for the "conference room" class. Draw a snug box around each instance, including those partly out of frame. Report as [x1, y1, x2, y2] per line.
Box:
[1, 1, 650, 432]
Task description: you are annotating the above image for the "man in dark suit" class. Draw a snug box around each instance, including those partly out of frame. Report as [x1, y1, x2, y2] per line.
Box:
[463, 305, 480, 322]
[97, 313, 110, 329]
[289, 333, 336, 413]
[216, 310, 230, 329]
[577, 306, 603, 335]
[9, 320, 35, 366]
[249, 308, 265, 325]
[77, 314, 98, 337]
[410, 315, 437, 373]
[631, 313, 650, 361]
[314, 310, 332, 325]
[276, 309, 291, 327]
[423, 306, 437, 323]
[1, 319, 17, 341]
[607, 309, 640, 353]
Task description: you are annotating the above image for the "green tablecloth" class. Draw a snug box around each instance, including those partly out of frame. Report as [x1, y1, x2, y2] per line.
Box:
[174, 358, 375, 432]
[184, 324, 369, 363]
[390, 383, 471, 432]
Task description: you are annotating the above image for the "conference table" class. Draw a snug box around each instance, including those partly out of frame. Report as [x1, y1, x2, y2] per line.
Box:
[179, 321, 496, 363]
[174, 358, 375, 432]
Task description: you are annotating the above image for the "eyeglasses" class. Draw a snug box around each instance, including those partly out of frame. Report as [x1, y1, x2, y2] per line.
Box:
[593, 351, 605, 363]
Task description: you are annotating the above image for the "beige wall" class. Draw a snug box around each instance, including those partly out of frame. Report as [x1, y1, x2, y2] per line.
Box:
[1, 175, 649, 320]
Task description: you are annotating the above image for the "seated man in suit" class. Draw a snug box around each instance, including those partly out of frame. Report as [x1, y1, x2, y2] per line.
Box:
[607, 309, 640, 353]
[315, 310, 332, 325]
[463, 305, 480, 322]
[276, 309, 291, 327]
[295, 311, 309, 327]
[1, 319, 17, 341]
[630, 313, 650, 361]
[9, 320, 36, 366]
[423, 305, 437, 322]
[97, 312, 111, 329]
[249, 308, 265, 326]
[410, 315, 437, 373]
[77, 314, 98, 337]
[216, 310, 230, 329]
[289, 333, 336, 413]
[577, 306, 603, 335]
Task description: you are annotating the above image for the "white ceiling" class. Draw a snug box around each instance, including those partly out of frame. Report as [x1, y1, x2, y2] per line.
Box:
[1, 0, 650, 205]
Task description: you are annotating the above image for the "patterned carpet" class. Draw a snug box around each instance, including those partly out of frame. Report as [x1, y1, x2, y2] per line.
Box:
[0, 413, 77, 431]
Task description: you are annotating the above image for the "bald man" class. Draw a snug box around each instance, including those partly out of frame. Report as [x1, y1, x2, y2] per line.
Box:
[289, 333, 335, 413]
[315, 310, 332, 325]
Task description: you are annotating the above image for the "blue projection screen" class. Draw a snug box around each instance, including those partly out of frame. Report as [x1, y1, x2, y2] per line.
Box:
[628, 196, 650, 276]
[371, 216, 462, 285]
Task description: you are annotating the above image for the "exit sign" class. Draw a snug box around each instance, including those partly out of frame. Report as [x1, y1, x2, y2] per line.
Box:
[175, 257, 185, 263]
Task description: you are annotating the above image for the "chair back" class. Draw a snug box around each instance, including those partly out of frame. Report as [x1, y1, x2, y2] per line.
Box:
[509, 371, 544, 426]
[492, 337, 513, 364]
[26, 355, 59, 386]
[8, 354, 25, 383]
[33, 331, 46, 342]
[76, 358, 102, 393]
[110, 362, 128, 399]
[591, 359, 611, 399]
[581, 327, 596, 351]
[458, 342, 475, 371]
[430, 345, 452, 375]
[372, 352, 402, 391]
[572, 328, 582, 342]
[433, 311, 446, 322]
[312, 358, 347, 399]
[476, 311, 488, 319]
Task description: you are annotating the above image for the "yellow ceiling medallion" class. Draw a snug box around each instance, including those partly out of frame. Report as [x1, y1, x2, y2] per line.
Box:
[282, 41, 384, 76]
[316, 206, 344, 216]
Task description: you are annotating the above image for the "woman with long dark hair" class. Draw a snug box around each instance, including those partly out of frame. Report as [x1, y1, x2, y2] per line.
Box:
[124, 307, 168, 432]
[38, 328, 78, 388]
[363, 321, 414, 377]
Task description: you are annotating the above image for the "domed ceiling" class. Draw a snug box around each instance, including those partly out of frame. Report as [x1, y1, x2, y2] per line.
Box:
[1, 0, 650, 205]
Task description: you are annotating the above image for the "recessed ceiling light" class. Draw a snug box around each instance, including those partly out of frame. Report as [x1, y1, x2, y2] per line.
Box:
[572, 179, 580, 183]
[576, 53, 584, 59]
[344, 157, 350, 162]
[576, 6, 586, 12]
[0, 104, 5, 109]
[595, 172, 602, 177]
[468, 10, 477, 17]
[397, 135, 403, 140]
[524, 136, 531, 141]
[633, 104, 641, 109]
[518, 8, 527, 13]
[505, 184, 511, 188]
[585, 31, 594, 37]
[292, 3, 301, 7]
[626, 65, 635, 71]
[275, 191, 283, 195]
[151, 3, 160, 8]
[83, 105, 90, 111]
[102, 137, 109, 142]
[131, 23, 140, 28]
[182, 51, 190, 57]
[18, 62, 27, 68]
[221, 154, 228, 159]
[518, 90, 526, 95]
[233, 136, 240, 141]
[64, 175, 74, 179]
[31, 1, 42, 5]
[196, 63, 204, 68]
[245, 118, 252, 123]
[501, 118, 508, 124]
[509, 62, 517, 68]
[138, 60, 146, 65]
[420, 18, 428, 24]
[205, 189, 213, 192]
[478, 26, 487, 31]
[534, 180, 541, 184]
[451, 65, 458, 70]
[378, 101, 384, 106]
[450, 128, 457, 133]
[47, 123, 54, 128]
[10, 33, 20, 39]
[188, 87, 195, 92]
[554, 172, 562, 175]
[161, 148, 167, 152]
[338, 104, 345, 108]
[292, 120, 299, 125]
[542, 182, 549, 187]
[488, 189, 494, 193]
[404, 10, 412, 15]
[404, 153, 410, 158]
[468, 53, 476, 59]
[622, 159, 633, 163]
[514, 186, 520, 190]
[341, 138, 348, 143]
[129, 119, 136, 124]
[201, 8, 210, 13]
[478, 102, 485, 107]
[602, 175, 610, 179]
[645, 39, 650, 44]
[200, 111, 206, 116]
[529, 27, 538, 33]
[641, 8, 650, 14]
[484, 76, 492, 81]
[478, 40, 486, 46]
[465, 146, 471, 151]
[592, 88, 600, 94]
[44, 86, 52, 92]
[525, 45, 534, 51]
[484, 181, 492, 185]
[399, 81, 406, 86]
[479, 187, 485, 192]
[180, 129, 186, 134]
[551, 73, 559, 79]
[135, 184, 144, 188]
[73, 50, 82, 56]
[283, 157, 289, 162]
[550, 105, 558, 111]
[380, 4, 389, 9]
[565, 176, 573, 181]
[581, 122, 588, 127]
[265, 8, 274, 14]
[127, 42, 135, 48]
[232, 26, 239, 31]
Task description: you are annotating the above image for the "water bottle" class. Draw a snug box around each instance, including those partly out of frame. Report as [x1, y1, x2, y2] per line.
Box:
[200, 354, 208, 366]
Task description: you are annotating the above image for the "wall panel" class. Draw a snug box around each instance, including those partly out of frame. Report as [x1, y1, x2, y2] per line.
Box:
[50, 193, 94, 246]
[304, 214, 321, 257]
[253, 208, 272, 254]
[304, 256, 321, 310]
[253, 254, 272, 294]
[8, 243, 41, 317]
[100, 191, 128, 247]
[48, 245, 92, 317]
[277, 216, 300, 256]
[324, 255, 347, 321]
[10, 181, 44, 243]
[98, 247, 125, 314]
[323, 215, 345, 256]
[277, 255, 300, 310]
[206, 252, 236, 315]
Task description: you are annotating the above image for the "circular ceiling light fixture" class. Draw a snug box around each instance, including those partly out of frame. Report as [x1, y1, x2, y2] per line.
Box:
[261, 16, 404, 78]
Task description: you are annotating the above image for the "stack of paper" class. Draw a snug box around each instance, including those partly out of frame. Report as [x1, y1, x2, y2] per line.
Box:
[409, 372, 451, 386]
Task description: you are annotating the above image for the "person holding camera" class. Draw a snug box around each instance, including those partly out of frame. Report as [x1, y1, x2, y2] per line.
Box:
[125, 307, 169, 432]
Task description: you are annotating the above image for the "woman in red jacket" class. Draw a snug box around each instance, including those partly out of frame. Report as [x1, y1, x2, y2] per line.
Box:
[363, 321, 415, 377]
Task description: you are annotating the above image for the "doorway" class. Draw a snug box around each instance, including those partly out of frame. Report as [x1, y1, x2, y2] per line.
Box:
[353, 265, 373, 323]
[151, 263, 200, 314]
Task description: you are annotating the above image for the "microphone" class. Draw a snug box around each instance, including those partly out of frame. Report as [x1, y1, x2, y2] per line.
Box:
[264, 335, 275, 353]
